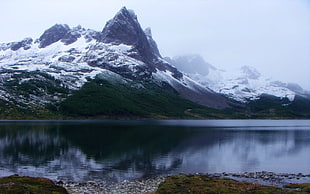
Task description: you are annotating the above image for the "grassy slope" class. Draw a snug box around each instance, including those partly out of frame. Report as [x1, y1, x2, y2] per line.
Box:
[243, 94, 310, 119]
[0, 175, 67, 194]
[59, 78, 228, 119]
[156, 175, 309, 194]
[0, 99, 60, 120]
[57, 79, 310, 119]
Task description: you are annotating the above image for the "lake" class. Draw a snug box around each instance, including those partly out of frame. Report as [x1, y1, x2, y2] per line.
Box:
[0, 120, 309, 183]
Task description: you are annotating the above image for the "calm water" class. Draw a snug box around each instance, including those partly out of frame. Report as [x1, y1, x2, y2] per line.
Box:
[0, 120, 309, 183]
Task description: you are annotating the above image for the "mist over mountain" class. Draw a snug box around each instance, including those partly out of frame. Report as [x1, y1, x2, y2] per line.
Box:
[166, 55, 216, 76]
[170, 54, 310, 103]
[0, 7, 309, 119]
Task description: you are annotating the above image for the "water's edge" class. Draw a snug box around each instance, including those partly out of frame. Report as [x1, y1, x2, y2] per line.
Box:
[56, 172, 310, 194]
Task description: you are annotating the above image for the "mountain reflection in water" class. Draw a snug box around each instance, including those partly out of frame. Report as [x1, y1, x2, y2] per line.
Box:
[0, 120, 309, 182]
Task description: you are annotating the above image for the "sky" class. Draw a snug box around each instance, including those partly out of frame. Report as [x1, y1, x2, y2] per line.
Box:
[1, 0, 310, 90]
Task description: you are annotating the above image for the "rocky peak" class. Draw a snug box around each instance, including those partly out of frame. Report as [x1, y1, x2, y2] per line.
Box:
[100, 7, 140, 45]
[100, 7, 158, 64]
[39, 24, 70, 48]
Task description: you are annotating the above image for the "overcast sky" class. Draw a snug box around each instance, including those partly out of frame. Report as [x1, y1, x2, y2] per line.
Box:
[1, 0, 310, 90]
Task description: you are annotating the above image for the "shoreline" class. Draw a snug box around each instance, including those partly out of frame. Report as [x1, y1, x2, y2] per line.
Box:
[56, 172, 310, 194]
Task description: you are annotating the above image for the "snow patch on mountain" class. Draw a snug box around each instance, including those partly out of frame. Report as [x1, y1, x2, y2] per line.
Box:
[210, 66, 296, 103]
[0, 7, 231, 110]
[0, 37, 144, 92]
[171, 55, 307, 103]
[0, 23, 193, 107]
[207, 67, 297, 103]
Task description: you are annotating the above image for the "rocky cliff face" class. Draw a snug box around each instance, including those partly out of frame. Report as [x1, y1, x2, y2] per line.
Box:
[100, 7, 157, 63]
[98, 7, 182, 80]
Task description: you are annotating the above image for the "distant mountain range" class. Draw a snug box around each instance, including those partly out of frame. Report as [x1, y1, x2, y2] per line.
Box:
[168, 55, 310, 103]
[0, 7, 309, 119]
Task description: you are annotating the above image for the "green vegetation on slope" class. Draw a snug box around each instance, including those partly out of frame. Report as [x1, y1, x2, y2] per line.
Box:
[0, 175, 68, 194]
[59, 77, 226, 119]
[243, 94, 310, 119]
[2, 70, 69, 98]
[0, 99, 64, 120]
[285, 183, 310, 192]
[156, 174, 309, 194]
[0, 70, 69, 119]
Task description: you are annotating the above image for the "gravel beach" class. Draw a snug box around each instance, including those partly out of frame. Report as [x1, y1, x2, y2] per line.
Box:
[57, 172, 310, 194]
[58, 176, 166, 194]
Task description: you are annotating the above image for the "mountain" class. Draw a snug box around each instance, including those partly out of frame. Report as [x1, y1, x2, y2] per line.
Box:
[171, 54, 310, 118]
[0, 7, 309, 119]
[0, 7, 235, 119]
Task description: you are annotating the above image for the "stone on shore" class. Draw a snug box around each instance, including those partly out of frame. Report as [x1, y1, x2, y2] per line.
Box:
[60, 176, 165, 194]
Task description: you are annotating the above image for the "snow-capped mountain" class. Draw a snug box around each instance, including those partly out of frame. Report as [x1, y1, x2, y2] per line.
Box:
[170, 55, 310, 103]
[0, 7, 230, 111]
[1, 7, 309, 119]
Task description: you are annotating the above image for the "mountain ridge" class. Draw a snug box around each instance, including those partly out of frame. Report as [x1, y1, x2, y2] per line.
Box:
[0, 7, 232, 119]
[170, 54, 310, 103]
[0, 7, 309, 119]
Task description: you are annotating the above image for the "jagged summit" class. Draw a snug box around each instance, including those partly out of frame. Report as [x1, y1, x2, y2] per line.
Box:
[101, 7, 141, 45]
[100, 7, 159, 64]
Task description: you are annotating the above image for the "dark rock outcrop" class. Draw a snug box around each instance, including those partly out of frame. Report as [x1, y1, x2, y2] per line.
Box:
[61, 30, 81, 45]
[38, 24, 101, 48]
[10, 38, 33, 51]
[39, 24, 70, 48]
[99, 7, 183, 80]
[100, 7, 159, 65]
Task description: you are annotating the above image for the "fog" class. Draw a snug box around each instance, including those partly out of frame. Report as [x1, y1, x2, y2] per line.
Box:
[1, 0, 309, 90]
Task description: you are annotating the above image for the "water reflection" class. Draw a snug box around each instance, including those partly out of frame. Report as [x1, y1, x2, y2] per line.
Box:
[0, 121, 309, 182]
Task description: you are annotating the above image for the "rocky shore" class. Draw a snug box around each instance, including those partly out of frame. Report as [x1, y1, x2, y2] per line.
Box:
[58, 176, 166, 194]
[56, 172, 310, 194]
[209, 172, 310, 187]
